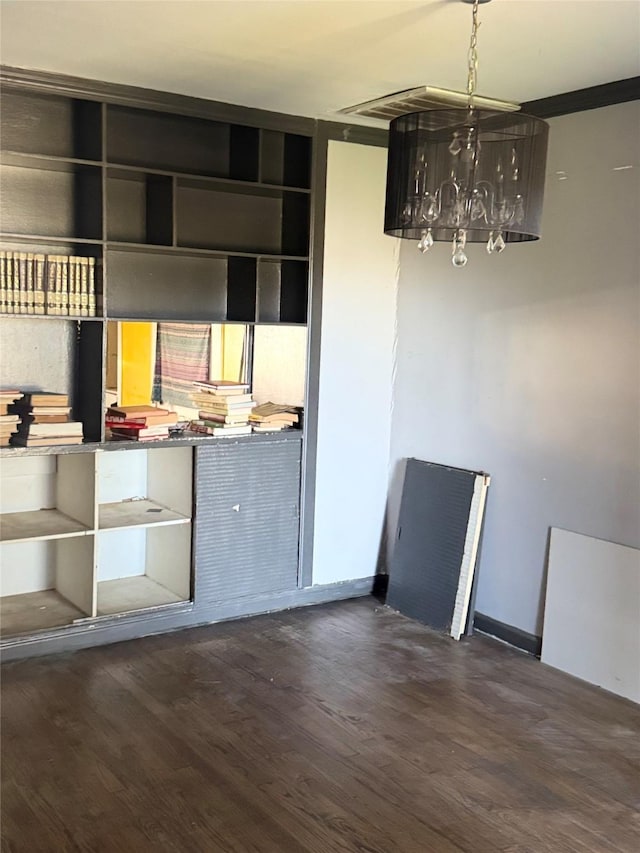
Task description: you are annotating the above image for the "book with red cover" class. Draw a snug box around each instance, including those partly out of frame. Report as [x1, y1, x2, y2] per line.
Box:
[105, 419, 147, 430]
[106, 406, 178, 427]
[109, 425, 170, 439]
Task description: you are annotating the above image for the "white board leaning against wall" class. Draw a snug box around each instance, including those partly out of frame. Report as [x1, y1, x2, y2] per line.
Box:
[542, 528, 640, 704]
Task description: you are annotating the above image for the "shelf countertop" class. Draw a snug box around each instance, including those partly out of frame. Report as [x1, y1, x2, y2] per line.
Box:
[0, 428, 303, 458]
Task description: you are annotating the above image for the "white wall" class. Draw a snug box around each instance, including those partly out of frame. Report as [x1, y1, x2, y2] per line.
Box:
[312, 140, 399, 585]
[389, 101, 640, 635]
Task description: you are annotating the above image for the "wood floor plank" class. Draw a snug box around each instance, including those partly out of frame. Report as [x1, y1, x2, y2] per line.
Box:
[2, 597, 640, 852]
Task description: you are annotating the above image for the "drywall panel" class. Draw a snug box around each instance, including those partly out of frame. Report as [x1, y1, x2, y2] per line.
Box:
[147, 523, 192, 599]
[542, 528, 640, 704]
[57, 453, 96, 530]
[389, 100, 640, 635]
[312, 140, 399, 585]
[56, 535, 96, 616]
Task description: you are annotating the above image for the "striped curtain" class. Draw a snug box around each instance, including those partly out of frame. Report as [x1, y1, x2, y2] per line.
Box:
[152, 323, 211, 409]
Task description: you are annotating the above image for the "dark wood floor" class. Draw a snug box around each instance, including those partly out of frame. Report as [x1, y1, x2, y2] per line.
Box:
[2, 598, 639, 853]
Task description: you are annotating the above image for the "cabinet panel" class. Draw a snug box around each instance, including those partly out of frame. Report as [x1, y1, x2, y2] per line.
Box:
[257, 259, 308, 324]
[107, 106, 230, 176]
[106, 170, 173, 245]
[260, 131, 312, 189]
[106, 249, 227, 321]
[0, 90, 102, 161]
[0, 163, 102, 240]
[176, 181, 283, 254]
[194, 439, 301, 603]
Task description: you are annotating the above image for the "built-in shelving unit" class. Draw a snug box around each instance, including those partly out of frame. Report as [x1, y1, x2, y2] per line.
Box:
[0, 68, 312, 654]
[101, 103, 311, 324]
[95, 446, 192, 616]
[0, 81, 313, 444]
[0, 454, 96, 636]
[0, 86, 312, 327]
[0, 447, 193, 636]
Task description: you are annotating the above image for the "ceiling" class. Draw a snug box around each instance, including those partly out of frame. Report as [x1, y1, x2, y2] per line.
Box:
[0, 0, 638, 121]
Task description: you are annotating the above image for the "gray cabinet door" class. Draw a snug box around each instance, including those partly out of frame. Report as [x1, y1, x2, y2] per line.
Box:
[194, 438, 301, 604]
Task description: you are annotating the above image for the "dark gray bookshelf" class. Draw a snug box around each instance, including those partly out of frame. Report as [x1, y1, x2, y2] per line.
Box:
[0, 68, 313, 655]
[0, 89, 102, 161]
[0, 76, 313, 447]
[0, 161, 102, 240]
[105, 169, 174, 245]
[106, 248, 228, 321]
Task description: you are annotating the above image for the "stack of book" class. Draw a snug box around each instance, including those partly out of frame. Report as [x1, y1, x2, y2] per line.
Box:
[189, 380, 255, 437]
[0, 389, 21, 447]
[106, 404, 178, 442]
[9, 391, 83, 447]
[0, 252, 97, 316]
[249, 402, 300, 432]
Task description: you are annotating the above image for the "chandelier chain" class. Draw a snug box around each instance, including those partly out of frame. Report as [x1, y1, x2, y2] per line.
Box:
[467, 0, 480, 108]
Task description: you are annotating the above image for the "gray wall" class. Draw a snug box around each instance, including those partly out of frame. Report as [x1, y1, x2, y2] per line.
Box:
[388, 101, 640, 636]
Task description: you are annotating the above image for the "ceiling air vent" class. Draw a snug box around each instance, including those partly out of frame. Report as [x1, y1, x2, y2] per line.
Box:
[337, 86, 520, 122]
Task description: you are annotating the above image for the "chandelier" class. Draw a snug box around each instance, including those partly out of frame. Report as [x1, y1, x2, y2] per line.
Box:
[384, 0, 550, 267]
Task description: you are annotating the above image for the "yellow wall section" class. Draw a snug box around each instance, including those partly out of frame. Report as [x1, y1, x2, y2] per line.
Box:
[120, 322, 155, 405]
[221, 325, 245, 381]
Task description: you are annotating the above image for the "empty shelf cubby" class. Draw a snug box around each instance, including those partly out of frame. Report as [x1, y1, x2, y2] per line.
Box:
[106, 169, 173, 245]
[0, 159, 102, 241]
[1, 90, 102, 161]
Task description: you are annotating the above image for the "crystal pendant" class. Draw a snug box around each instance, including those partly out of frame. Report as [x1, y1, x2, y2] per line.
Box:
[470, 194, 485, 222]
[486, 232, 495, 254]
[494, 231, 506, 253]
[460, 145, 475, 166]
[452, 201, 466, 226]
[513, 195, 525, 224]
[452, 245, 468, 268]
[448, 134, 462, 156]
[417, 229, 434, 253]
[511, 147, 520, 181]
[495, 199, 508, 224]
[425, 199, 439, 223]
[451, 230, 468, 268]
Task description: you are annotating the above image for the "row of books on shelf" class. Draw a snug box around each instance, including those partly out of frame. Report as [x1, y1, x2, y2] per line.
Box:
[189, 379, 255, 435]
[1, 382, 302, 448]
[1, 389, 82, 447]
[0, 252, 97, 316]
[189, 380, 299, 436]
[105, 404, 179, 442]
